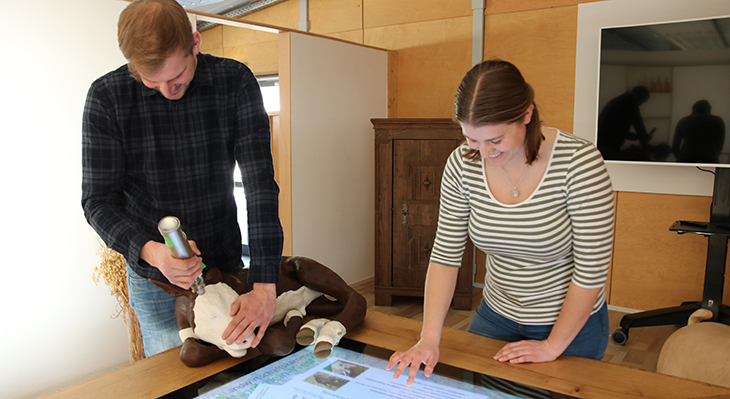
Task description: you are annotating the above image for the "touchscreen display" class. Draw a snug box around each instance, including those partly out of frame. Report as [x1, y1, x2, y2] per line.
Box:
[196, 345, 521, 399]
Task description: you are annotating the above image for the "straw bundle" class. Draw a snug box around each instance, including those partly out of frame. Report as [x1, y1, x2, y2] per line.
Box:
[92, 245, 145, 362]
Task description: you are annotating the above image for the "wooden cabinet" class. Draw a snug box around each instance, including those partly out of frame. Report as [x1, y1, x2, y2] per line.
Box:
[373, 118, 474, 310]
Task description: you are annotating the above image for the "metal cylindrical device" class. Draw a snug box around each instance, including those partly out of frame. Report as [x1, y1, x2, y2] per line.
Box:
[158, 216, 206, 294]
[158, 216, 193, 258]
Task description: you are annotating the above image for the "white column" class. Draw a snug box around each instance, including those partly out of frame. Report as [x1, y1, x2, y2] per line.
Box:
[299, 0, 310, 32]
[472, 0, 486, 66]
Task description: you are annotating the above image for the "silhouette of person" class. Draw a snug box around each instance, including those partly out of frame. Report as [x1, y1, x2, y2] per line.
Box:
[672, 100, 726, 163]
[597, 86, 651, 160]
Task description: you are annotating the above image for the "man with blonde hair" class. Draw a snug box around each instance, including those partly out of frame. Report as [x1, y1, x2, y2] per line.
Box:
[82, 0, 283, 357]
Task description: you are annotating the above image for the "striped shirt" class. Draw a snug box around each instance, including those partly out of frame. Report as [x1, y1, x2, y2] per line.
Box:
[430, 130, 614, 325]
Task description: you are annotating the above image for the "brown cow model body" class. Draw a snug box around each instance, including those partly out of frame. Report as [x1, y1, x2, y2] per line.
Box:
[151, 256, 367, 367]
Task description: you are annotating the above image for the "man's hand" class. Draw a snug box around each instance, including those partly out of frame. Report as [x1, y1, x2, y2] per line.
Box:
[222, 283, 277, 348]
[140, 240, 203, 289]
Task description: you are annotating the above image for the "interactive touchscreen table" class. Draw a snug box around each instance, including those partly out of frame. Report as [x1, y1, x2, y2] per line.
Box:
[165, 339, 528, 399]
[39, 311, 730, 399]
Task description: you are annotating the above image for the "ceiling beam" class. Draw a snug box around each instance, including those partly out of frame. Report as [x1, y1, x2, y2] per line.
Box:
[188, 8, 285, 33]
[195, 0, 287, 31]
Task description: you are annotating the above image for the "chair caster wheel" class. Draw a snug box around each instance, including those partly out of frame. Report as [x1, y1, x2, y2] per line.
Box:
[611, 328, 628, 346]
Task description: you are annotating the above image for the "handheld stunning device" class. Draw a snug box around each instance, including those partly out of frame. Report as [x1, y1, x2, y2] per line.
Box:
[158, 216, 206, 294]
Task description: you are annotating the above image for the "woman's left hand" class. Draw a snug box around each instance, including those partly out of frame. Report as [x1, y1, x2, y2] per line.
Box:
[493, 340, 562, 364]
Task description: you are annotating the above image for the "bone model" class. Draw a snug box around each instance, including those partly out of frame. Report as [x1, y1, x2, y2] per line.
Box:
[181, 283, 324, 357]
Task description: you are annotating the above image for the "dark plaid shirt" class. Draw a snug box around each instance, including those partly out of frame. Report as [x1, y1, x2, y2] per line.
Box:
[82, 53, 282, 284]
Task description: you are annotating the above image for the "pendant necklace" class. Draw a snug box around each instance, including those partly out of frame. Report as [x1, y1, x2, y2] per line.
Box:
[500, 165, 529, 198]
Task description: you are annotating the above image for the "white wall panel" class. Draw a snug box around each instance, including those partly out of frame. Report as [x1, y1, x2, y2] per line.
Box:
[288, 33, 387, 283]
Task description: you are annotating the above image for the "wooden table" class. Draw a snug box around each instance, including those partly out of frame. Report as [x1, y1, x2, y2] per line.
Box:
[40, 311, 730, 399]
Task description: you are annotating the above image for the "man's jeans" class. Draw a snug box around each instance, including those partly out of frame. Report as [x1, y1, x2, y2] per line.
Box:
[127, 264, 182, 357]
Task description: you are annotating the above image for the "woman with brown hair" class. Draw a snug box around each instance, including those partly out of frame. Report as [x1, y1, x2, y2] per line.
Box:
[387, 60, 614, 387]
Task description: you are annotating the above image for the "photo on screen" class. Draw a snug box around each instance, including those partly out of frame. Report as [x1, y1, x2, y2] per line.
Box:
[325, 360, 369, 378]
[303, 371, 350, 391]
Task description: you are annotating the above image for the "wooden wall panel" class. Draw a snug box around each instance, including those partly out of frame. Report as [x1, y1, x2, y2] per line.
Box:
[483, 6, 578, 133]
[319, 30, 363, 44]
[222, 24, 278, 46]
[309, 0, 363, 34]
[612, 192, 730, 310]
[199, 25, 223, 54]
[204, 48, 224, 58]
[237, 0, 300, 30]
[364, 17, 472, 118]
[200, 26, 279, 74]
[223, 41, 279, 74]
[485, 0, 603, 15]
[606, 191, 617, 303]
[363, 0, 471, 29]
[387, 50, 397, 117]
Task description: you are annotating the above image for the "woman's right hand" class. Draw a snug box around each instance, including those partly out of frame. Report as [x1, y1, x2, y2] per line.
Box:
[385, 338, 440, 387]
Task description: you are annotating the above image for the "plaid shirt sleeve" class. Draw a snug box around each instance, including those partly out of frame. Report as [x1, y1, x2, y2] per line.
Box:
[235, 71, 283, 284]
[81, 77, 157, 264]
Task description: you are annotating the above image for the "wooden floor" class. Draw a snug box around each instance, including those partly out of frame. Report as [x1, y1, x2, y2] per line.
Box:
[351, 280, 680, 373]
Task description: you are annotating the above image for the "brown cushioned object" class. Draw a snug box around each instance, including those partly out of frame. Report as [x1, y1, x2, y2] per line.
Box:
[657, 309, 730, 388]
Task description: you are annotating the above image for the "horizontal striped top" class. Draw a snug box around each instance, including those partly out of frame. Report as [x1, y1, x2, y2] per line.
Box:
[430, 130, 614, 325]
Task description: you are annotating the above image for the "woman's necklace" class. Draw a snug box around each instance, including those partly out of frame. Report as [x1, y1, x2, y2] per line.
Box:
[500, 165, 529, 197]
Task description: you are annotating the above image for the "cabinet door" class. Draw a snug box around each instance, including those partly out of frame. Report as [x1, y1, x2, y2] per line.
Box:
[392, 139, 460, 288]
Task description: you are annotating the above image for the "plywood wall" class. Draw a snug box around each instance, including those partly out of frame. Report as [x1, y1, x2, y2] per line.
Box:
[613, 192, 730, 309]
[199, 0, 583, 123]
[199, 0, 730, 311]
[365, 17, 471, 118]
[200, 0, 298, 74]
[482, 6, 578, 132]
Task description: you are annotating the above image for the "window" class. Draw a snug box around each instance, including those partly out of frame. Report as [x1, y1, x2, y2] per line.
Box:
[257, 75, 280, 113]
[234, 75, 280, 260]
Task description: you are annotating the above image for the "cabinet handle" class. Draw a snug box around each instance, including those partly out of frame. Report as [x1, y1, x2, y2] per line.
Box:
[401, 199, 409, 226]
[423, 175, 432, 190]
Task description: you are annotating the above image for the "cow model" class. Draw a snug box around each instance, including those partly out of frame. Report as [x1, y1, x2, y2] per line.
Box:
[151, 256, 367, 367]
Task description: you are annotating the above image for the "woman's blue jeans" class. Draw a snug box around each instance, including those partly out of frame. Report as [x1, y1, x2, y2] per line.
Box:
[467, 298, 609, 360]
[127, 265, 182, 357]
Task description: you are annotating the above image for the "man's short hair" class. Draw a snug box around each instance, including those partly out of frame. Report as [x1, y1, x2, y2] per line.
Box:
[118, 0, 194, 80]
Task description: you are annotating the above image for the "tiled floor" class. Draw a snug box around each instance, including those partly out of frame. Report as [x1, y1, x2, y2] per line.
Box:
[351, 280, 679, 372]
